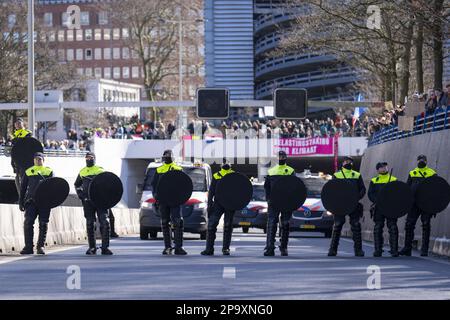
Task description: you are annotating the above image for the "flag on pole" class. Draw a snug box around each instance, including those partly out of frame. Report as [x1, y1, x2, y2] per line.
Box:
[352, 93, 367, 127]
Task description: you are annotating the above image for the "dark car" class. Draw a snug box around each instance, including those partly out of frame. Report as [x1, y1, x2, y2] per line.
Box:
[138, 162, 212, 240]
[233, 182, 268, 233]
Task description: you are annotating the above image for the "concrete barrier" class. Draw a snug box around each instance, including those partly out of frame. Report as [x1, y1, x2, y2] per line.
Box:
[349, 130, 450, 257]
[0, 204, 139, 254]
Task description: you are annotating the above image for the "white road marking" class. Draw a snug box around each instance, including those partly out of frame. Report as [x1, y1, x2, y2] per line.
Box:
[223, 267, 236, 279]
[0, 245, 84, 265]
[230, 247, 236, 252]
[232, 238, 241, 241]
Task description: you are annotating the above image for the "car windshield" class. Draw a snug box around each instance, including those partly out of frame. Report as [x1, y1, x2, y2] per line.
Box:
[302, 178, 327, 198]
[252, 185, 266, 201]
[143, 166, 207, 192]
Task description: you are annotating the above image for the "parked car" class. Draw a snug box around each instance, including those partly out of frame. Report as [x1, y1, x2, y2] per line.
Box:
[233, 181, 268, 233]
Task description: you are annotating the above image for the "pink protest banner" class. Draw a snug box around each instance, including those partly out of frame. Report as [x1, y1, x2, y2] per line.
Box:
[273, 137, 335, 156]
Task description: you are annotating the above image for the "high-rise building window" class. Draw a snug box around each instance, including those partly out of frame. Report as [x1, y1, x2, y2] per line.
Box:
[43, 13, 53, 27]
[113, 48, 121, 60]
[122, 47, 130, 59]
[85, 29, 92, 41]
[94, 29, 101, 40]
[48, 31, 55, 42]
[98, 11, 108, 25]
[67, 30, 74, 41]
[85, 68, 93, 77]
[104, 67, 111, 79]
[76, 49, 83, 61]
[94, 68, 102, 78]
[94, 48, 102, 60]
[67, 49, 74, 61]
[80, 12, 90, 26]
[113, 67, 121, 79]
[104, 48, 111, 59]
[122, 67, 130, 79]
[58, 49, 65, 62]
[77, 68, 83, 76]
[104, 28, 111, 40]
[76, 29, 83, 41]
[122, 28, 129, 39]
[113, 28, 120, 40]
[85, 49, 93, 60]
[132, 66, 139, 79]
[131, 49, 139, 59]
[58, 30, 65, 42]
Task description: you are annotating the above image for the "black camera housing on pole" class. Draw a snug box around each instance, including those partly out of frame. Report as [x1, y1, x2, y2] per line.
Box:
[196, 88, 230, 119]
[274, 88, 308, 119]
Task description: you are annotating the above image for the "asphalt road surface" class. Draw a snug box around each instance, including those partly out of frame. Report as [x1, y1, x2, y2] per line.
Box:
[1, 230, 450, 300]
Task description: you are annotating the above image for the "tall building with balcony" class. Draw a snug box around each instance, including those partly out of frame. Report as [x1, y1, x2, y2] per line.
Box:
[205, 0, 360, 118]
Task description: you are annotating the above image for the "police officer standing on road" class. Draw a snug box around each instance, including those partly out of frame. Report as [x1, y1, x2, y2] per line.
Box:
[201, 159, 235, 256]
[263, 150, 296, 256]
[368, 162, 399, 257]
[328, 156, 366, 257]
[19, 152, 53, 255]
[151, 150, 187, 255]
[399, 155, 437, 256]
[74, 152, 113, 255]
[11, 118, 33, 195]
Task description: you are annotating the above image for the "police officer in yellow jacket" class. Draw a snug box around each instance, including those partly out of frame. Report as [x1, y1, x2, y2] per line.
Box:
[328, 156, 366, 257]
[74, 152, 112, 255]
[19, 152, 53, 255]
[263, 151, 296, 256]
[11, 118, 33, 195]
[399, 155, 437, 256]
[151, 150, 187, 255]
[368, 162, 399, 257]
[201, 159, 235, 256]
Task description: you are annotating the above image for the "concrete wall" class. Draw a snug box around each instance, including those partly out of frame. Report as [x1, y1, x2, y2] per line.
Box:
[355, 130, 450, 256]
[0, 204, 139, 254]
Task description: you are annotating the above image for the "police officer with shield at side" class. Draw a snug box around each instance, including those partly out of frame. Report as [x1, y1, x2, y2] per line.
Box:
[368, 162, 400, 257]
[19, 152, 53, 255]
[74, 152, 112, 255]
[201, 159, 235, 256]
[399, 155, 437, 257]
[328, 156, 366, 257]
[263, 150, 296, 256]
[151, 150, 187, 255]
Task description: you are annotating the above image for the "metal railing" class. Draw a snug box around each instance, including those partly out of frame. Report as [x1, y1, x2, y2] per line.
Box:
[0, 146, 88, 157]
[255, 52, 335, 78]
[255, 67, 358, 99]
[368, 106, 450, 147]
[255, 31, 284, 55]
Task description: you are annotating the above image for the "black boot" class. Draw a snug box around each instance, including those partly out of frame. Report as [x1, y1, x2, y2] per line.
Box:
[399, 223, 414, 256]
[21, 222, 34, 255]
[36, 223, 48, 255]
[161, 220, 173, 254]
[279, 223, 289, 256]
[328, 227, 341, 256]
[388, 222, 399, 257]
[352, 223, 365, 257]
[420, 222, 431, 256]
[373, 223, 383, 257]
[264, 222, 276, 256]
[86, 221, 97, 254]
[109, 210, 119, 238]
[222, 226, 233, 256]
[174, 221, 187, 255]
[201, 230, 216, 256]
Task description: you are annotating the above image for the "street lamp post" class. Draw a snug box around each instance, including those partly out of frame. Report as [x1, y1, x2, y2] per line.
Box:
[27, 0, 35, 135]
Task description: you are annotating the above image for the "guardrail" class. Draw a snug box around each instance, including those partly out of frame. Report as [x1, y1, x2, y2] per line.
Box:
[368, 106, 450, 147]
[0, 146, 88, 157]
[255, 31, 284, 55]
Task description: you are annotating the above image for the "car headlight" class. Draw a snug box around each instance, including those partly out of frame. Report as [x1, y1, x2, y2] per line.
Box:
[194, 202, 207, 210]
[258, 208, 268, 214]
[324, 211, 333, 216]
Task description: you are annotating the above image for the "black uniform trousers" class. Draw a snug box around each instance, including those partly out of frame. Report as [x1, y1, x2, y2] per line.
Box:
[23, 203, 51, 249]
[83, 200, 110, 249]
[265, 206, 291, 250]
[207, 202, 235, 250]
[403, 204, 432, 252]
[159, 203, 183, 249]
[373, 206, 398, 254]
[330, 203, 363, 251]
